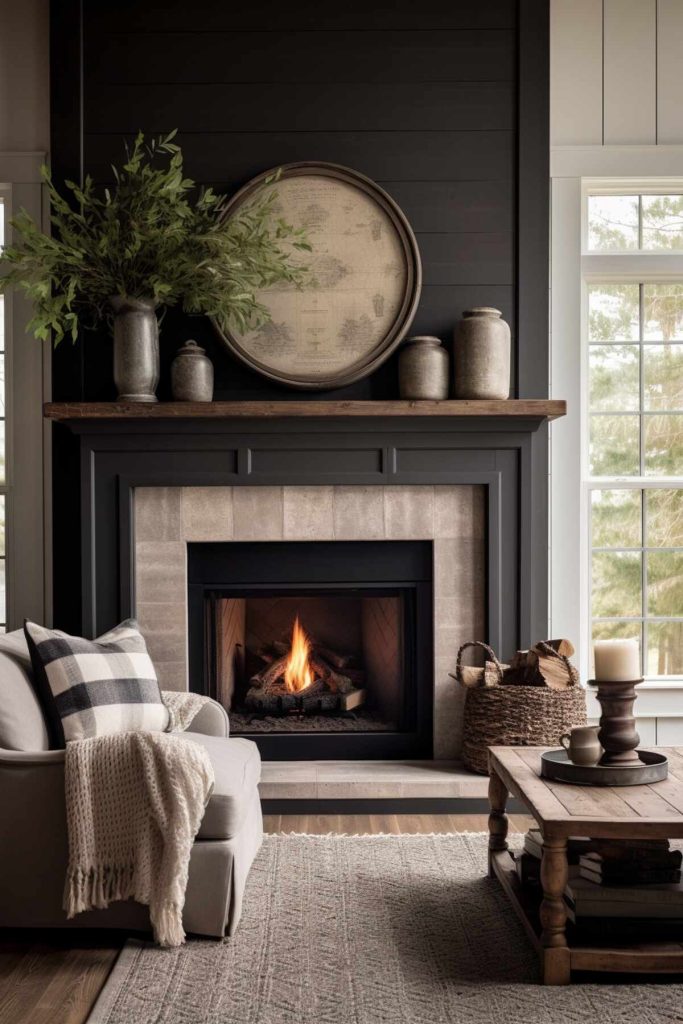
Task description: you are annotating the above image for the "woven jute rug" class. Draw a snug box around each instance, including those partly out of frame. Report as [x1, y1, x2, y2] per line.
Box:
[87, 832, 683, 1024]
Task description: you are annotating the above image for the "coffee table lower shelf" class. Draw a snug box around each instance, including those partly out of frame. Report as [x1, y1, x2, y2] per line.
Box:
[491, 849, 683, 978]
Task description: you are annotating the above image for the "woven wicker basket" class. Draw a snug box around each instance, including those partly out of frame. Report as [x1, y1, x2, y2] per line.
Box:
[456, 641, 587, 774]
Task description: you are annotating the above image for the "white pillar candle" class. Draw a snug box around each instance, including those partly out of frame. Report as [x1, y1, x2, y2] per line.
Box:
[594, 638, 640, 681]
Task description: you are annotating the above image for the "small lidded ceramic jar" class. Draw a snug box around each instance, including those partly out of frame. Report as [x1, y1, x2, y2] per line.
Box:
[171, 340, 214, 402]
[398, 335, 449, 400]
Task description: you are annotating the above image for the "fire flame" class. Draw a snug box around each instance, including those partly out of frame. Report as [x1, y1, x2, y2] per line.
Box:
[284, 617, 314, 693]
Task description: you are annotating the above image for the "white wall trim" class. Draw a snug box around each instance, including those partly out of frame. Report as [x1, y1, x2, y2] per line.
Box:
[550, 175, 585, 676]
[552, 145, 683, 179]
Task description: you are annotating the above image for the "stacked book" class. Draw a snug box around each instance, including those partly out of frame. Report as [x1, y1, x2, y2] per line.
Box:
[567, 840, 683, 922]
[518, 829, 683, 924]
[580, 840, 682, 886]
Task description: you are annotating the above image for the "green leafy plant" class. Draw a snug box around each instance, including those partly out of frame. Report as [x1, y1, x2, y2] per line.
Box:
[0, 130, 311, 345]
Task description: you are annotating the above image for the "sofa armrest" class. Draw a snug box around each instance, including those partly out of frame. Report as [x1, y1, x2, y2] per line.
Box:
[187, 698, 230, 738]
[0, 747, 65, 766]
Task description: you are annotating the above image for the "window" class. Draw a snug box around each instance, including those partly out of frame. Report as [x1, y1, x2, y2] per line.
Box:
[584, 184, 683, 679]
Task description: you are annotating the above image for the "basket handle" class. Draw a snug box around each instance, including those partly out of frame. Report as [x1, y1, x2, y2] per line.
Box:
[534, 640, 580, 687]
[455, 641, 504, 687]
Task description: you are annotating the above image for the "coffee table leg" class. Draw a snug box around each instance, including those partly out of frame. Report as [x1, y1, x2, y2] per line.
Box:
[540, 834, 570, 985]
[487, 768, 509, 878]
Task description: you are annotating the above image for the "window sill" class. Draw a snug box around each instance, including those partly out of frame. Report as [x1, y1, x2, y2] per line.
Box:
[585, 680, 683, 719]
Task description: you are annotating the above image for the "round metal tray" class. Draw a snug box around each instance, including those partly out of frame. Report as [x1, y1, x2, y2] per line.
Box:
[540, 749, 668, 786]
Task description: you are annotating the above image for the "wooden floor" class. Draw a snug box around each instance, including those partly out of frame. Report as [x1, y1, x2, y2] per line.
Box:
[0, 814, 532, 1024]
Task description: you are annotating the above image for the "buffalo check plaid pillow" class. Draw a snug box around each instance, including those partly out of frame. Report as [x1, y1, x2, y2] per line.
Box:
[24, 618, 169, 748]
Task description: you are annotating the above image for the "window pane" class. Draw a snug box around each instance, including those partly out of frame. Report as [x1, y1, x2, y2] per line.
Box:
[590, 414, 640, 475]
[588, 284, 640, 342]
[592, 489, 641, 548]
[647, 489, 683, 547]
[591, 621, 643, 676]
[592, 550, 642, 617]
[643, 283, 683, 341]
[589, 345, 639, 411]
[647, 621, 683, 675]
[644, 345, 683, 410]
[642, 195, 683, 251]
[644, 414, 683, 475]
[647, 550, 683, 616]
[588, 195, 639, 251]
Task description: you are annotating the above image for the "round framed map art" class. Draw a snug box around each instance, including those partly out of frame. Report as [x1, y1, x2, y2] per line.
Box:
[213, 162, 422, 389]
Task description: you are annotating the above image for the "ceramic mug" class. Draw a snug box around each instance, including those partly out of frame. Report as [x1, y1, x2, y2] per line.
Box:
[560, 725, 602, 766]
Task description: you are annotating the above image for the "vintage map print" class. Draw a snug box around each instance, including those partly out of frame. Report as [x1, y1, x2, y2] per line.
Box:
[216, 165, 421, 388]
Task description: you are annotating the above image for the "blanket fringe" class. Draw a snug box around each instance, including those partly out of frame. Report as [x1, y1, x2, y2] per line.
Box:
[65, 866, 186, 946]
[65, 864, 138, 917]
[150, 902, 186, 948]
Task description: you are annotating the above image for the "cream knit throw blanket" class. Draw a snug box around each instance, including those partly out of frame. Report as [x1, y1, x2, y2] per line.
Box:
[63, 692, 214, 947]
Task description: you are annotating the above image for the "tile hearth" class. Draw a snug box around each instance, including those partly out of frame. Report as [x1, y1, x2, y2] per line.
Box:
[259, 760, 489, 800]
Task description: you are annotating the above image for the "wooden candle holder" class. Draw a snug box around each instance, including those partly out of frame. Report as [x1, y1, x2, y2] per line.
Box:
[590, 678, 644, 767]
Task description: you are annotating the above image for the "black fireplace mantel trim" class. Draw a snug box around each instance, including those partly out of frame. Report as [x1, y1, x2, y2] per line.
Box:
[54, 414, 547, 662]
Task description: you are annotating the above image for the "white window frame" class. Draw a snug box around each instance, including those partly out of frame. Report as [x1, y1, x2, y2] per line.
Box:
[0, 153, 51, 630]
[551, 146, 683, 720]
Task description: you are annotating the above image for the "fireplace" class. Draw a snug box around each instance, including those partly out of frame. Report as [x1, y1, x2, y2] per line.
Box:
[188, 541, 433, 759]
[130, 482, 491, 761]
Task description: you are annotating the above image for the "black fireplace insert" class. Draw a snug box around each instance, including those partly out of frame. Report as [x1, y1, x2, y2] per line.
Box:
[188, 540, 433, 759]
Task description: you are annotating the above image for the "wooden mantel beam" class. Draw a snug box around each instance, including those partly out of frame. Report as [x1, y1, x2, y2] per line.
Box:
[44, 399, 566, 421]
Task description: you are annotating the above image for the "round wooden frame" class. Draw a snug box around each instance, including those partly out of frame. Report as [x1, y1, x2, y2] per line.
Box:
[211, 162, 422, 390]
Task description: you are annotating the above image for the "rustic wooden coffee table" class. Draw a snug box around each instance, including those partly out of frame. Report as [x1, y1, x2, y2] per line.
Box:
[488, 745, 683, 985]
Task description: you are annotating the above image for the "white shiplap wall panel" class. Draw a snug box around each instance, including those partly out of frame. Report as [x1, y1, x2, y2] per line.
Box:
[550, 0, 603, 145]
[552, 1, 683, 151]
[637, 718, 657, 745]
[654, 718, 683, 745]
[603, 0, 657, 144]
[657, 0, 683, 143]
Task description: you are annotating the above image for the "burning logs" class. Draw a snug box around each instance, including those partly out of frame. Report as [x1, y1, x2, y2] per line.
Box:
[246, 617, 366, 715]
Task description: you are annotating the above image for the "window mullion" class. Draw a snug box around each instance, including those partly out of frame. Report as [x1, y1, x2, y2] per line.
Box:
[639, 282, 645, 477]
[641, 490, 647, 677]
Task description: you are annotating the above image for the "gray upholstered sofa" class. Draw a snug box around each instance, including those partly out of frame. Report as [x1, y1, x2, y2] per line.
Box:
[0, 630, 263, 937]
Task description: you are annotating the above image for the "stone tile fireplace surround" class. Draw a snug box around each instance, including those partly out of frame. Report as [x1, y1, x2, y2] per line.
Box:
[135, 484, 485, 761]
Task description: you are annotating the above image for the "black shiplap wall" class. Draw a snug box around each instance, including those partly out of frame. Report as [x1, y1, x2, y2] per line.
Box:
[50, 0, 549, 403]
[49, 0, 549, 633]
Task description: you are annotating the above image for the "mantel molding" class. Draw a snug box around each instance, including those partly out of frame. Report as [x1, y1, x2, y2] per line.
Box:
[44, 399, 566, 423]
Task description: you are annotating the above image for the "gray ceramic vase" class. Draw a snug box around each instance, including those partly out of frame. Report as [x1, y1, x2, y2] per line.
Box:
[171, 340, 214, 402]
[453, 307, 511, 400]
[398, 335, 449, 400]
[110, 296, 160, 403]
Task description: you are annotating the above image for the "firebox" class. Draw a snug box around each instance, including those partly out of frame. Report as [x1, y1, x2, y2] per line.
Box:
[187, 541, 433, 759]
